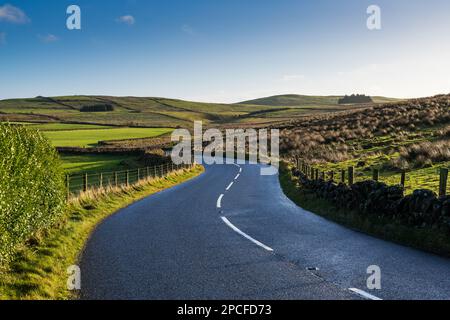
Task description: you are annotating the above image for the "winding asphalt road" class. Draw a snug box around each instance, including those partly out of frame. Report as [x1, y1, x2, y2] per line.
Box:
[80, 162, 450, 300]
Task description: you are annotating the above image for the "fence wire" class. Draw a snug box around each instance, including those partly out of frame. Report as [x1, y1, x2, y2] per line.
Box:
[66, 162, 192, 197]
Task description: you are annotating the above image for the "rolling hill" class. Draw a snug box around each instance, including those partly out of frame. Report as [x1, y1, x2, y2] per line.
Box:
[0, 94, 398, 128]
[239, 94, 399, 107]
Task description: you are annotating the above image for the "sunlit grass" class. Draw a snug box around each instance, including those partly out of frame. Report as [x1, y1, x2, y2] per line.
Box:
[60, 154, 139, 174]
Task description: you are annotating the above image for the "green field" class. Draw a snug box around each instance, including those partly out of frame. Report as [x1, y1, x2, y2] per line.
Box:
[61, 154, 140, 174]
[43, 127, 173, 147]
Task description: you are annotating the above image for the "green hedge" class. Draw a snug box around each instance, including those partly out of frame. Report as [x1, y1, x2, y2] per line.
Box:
[0, 123, 65, 265]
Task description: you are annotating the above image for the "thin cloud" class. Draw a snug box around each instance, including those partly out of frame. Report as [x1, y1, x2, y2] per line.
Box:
[116, 15, 135, 25]
[0, 4, 30, 24]
[181, 24, 196, 36]
[38, 34, 59, 43]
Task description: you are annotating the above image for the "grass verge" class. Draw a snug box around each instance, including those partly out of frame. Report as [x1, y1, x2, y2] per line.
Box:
[279, 162, 450, 258]
[0, 165, 204, 300]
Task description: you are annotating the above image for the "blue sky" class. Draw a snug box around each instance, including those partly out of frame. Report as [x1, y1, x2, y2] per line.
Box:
[1, 0, 450, 102]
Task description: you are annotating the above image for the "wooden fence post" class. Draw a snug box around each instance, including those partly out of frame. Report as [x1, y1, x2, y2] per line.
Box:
[341, 170, 345, 184]
[373, 169, 379, 181]
[439, 168, 448, 197]
[99, 173, 103, 189]
[126, 170, 129, 186]
[146, 167, 150, 179]
[400, 171, 406, 187]
[348, 167, 354, 185]
[83, 173, 88, 192]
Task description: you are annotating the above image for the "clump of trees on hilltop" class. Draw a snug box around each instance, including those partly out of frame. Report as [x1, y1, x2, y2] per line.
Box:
[338, 94, 373, 104]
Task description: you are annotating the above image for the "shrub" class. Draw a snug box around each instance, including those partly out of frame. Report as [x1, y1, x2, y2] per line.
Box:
[0, 123, 66, 265]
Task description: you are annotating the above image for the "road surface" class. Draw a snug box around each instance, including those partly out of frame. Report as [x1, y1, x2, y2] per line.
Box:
[80, 162, 450, 300]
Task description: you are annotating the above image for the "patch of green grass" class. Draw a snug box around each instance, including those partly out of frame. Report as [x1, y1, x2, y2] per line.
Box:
[0, 165, 204, 300]
[61, 154, 139, 174]
[279, 162, 450, 258]
[43, 127, 173, 147]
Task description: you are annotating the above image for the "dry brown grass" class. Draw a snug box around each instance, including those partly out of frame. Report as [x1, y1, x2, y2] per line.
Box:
[279, 94, 450, 163]
[394, 139, 450, 169]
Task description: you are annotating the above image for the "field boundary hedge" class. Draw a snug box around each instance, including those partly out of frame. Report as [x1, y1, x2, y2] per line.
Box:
[0, 124, 65, 265]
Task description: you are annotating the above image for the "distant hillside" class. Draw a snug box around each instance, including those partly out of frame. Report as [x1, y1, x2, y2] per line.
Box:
[240, 94, 399, 107]
[0, 94, 401, 128]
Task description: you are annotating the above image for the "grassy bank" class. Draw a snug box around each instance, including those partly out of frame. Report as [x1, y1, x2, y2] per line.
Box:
[279, 162, 450, 258]
[0, 165, 204, 300]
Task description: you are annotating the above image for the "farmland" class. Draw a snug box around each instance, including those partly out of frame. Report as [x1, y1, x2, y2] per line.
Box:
[60, 154, 140, 174]
[4, 122, 173, 147]
[42, 127, 173, 147]
[2, 122, 173, 174]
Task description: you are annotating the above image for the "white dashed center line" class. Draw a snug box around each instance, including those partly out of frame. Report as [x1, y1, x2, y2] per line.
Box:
[221, 216, 274, 252]
[349, 288, 382, 300]
[218, 165, 272, 251]
[217, 194, 224, 208]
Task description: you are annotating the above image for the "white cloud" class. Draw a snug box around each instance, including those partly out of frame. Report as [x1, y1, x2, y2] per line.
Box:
[181, 24, 196, 36]
[38, 34, 59, 43]
[0, 32, 6, 45]
[0, 4, 30, 24]
[116, 15, 135, 25]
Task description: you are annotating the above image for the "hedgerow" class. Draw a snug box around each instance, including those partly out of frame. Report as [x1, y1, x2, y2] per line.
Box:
[0, 123, 65, 265]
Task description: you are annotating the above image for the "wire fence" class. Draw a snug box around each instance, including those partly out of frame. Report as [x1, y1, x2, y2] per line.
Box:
[66, 162, 194, 198]
[292, 158, 449, 197]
